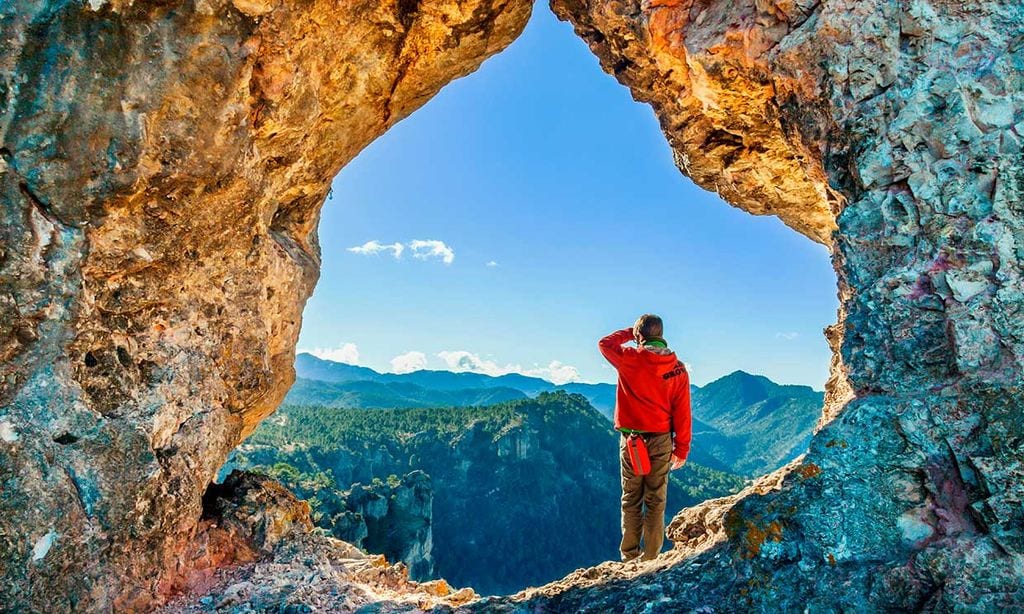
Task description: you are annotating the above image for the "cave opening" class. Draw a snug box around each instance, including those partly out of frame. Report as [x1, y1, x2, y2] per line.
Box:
[219, 5, 840, 597]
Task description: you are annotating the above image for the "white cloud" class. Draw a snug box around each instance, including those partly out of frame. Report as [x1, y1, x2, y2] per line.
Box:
[390, 351, 428, 374]
[409, 239, 455, 264]
[522, 361, 581, 385]
[346, 239, 454, 265]
[775, 332, 800, 341]
[437, 350, 503, 376]
[486, 261, 499, 267]
[347, 240, 404, 259]
[436, 351, 581, 385]
[302, 343, 360, 365]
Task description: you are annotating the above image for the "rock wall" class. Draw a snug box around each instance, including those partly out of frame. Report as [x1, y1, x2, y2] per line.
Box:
[3, 0, 1023, 610]
[491, 0, 1024, 609]
[0, 0, 530, 610]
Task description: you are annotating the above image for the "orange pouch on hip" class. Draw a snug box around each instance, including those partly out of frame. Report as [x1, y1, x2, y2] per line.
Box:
[626, 434, 651, 476]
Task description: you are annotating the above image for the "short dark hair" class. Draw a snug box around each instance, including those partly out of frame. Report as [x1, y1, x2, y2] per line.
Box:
[635, 314, 663, 340]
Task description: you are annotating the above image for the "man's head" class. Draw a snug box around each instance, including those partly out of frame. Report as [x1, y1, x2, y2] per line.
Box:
[633, 314, 664, 344]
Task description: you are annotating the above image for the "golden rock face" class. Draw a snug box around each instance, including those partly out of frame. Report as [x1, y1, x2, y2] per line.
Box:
[0, 0, 530, 609]
[552, 0, 841, 246]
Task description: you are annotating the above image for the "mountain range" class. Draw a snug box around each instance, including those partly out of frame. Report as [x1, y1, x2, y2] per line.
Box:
[291, 353, 824, 477]
[224, 354, 825, 593]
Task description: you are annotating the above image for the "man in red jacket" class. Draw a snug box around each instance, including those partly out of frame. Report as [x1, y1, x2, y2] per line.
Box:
[599, 314, 691, 562]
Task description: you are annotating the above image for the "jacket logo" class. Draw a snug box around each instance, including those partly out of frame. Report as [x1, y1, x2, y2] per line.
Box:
[662, 361, 686, 380]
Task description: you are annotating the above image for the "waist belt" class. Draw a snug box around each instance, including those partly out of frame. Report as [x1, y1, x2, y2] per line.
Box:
[621, 431, 669, 440]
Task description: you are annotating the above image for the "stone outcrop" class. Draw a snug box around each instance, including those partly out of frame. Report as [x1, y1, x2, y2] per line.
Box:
[2, 0, 1024, 610]
[158, 470, 476, 613]
[0, 0, 529, 609]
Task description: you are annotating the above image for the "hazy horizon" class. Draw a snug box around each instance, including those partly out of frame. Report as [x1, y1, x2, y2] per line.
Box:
[294, 351, 827, 393]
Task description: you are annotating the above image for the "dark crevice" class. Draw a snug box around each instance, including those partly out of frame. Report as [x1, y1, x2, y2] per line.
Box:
[201, 479, 229, 521]
[380, 0, 424, 125]
[396, 0, 419, 30]
[54, 432, 79, 445]
[19, 180, 70, 229]
[65, 468, 87, 509]
[612, 56, 633, 75]
[382, 32, 414, 127]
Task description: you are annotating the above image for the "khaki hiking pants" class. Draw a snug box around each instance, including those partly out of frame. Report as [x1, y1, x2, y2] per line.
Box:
[619, 432, 672, 562]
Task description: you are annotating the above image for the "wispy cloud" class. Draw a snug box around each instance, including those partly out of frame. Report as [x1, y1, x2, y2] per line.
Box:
[301, 343, 360, 365]
[346, 239, 454, 264]
[775, 332, 800, 341]
[522, 361, 581, 385]
[390, 351, 428, 374]
[436, 350, 581, 385]
[486, 261, 499, 267]
[436, 350, 501, 376]
[409, 240, 455, 265]
[347, 240, 404, 259]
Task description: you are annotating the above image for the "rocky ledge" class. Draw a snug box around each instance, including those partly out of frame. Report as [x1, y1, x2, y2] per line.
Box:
[159, 471, 474, 613]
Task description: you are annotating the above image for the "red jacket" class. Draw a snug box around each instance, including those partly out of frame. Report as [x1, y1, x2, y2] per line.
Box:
[598, 328, 692, 460]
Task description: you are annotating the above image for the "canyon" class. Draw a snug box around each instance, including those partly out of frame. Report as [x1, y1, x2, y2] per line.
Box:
[2, 0, 1023, 611]
[226, 391, 745, 595]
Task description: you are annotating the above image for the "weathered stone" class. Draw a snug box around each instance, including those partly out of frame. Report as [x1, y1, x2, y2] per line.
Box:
[3, 0, 1024, 610]
[157, 471, 477, 613]
[0, 0, 530, 609]
[331, 471, 436, 581]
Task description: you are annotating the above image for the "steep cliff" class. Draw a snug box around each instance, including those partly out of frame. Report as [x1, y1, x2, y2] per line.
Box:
[254, 464, 436, 581]
[229, 393, 743, 595]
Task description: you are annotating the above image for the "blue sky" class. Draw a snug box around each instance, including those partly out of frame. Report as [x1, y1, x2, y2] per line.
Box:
[297, 6, 838, 389]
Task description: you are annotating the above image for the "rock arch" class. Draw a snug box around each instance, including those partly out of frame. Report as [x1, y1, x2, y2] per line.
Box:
[1, 0, 1022, 610]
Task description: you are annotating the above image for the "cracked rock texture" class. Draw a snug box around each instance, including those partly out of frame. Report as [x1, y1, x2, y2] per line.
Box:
[0, 0, 529, 609]
[3, 0, 1024, 611]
